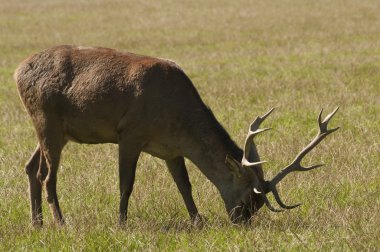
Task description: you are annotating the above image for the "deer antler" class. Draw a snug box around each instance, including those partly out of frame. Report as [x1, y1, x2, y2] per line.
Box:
[244, 107, 339, 212]
[242, 107, 275, 168]
[242, 107, 284, 212]
[266, 107, 340, 209]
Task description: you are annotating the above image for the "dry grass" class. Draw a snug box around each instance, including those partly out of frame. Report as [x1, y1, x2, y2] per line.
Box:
[0, 0, 379, 251]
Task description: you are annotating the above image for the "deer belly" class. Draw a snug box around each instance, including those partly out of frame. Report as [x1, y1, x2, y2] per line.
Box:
[143, 141, 178, 160]
[63, 121, 118, 144]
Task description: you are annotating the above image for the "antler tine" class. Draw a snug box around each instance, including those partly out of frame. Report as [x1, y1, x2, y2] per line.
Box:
[267, 107, 339, 208]
[266, 182, 301, 209]
[323, 106, 340, 124]
[242, 108, 275, 168]
[253, 187, 283, 212]
[321, 107, 340, 134]
[242, 159, 267, 167]
[293, 106, 340, 164]
[250, 107, 276, 131]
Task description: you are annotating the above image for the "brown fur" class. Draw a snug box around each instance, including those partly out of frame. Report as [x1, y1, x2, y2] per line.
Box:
[15, 45, 264, 226]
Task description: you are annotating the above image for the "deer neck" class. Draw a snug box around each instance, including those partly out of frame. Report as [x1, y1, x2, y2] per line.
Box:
[181, 115, 244, 206]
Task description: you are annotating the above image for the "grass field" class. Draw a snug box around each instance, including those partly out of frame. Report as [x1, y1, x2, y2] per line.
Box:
[0, 0, 379, 250]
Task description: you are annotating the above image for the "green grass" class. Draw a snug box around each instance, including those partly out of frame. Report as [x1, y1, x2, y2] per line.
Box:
[0, 0, 379, 250]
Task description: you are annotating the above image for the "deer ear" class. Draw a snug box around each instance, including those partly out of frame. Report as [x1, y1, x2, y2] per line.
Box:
[225, 154, 243, 178]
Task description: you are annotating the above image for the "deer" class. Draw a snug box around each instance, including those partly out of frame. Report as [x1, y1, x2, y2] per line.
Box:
[15, 45, 339, 227]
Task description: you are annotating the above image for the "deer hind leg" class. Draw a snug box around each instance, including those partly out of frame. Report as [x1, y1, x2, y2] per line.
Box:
[35, 116, 66, 225]
[25, 145, 43, 226]
[165, 157, 201, 225]
[118, 134, 142, 225]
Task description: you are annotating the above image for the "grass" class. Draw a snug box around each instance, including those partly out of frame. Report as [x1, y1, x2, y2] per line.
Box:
[0, 0, 379, 250]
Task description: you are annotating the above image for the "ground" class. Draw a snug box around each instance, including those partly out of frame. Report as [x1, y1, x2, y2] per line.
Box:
[0, 0, 379, 250]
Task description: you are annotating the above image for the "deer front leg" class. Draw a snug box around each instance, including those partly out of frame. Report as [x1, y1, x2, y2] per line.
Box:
[118, 135, 142, 225]
[25, 145, 43, 226]
[165, 157, 202, 226]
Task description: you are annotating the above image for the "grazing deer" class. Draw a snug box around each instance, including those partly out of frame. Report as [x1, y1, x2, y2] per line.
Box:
[15, 45, 339, 226]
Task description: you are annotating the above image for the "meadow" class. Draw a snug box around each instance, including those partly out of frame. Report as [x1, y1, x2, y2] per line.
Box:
[0, 0, 379, 250]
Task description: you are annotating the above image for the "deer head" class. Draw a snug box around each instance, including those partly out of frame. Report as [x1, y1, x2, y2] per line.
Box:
[225, 107, 340, 223]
